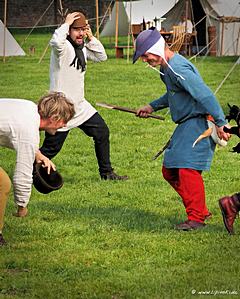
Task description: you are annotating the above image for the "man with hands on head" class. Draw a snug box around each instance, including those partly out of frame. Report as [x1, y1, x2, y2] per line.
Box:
[40, 12, 128, 181]
[0, 92, 75, 245]
[133, 28, 231, 231]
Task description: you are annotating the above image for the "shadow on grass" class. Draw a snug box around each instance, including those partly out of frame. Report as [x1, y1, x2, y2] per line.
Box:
[33, 201, 224, 233]
[34, 201, 179, 233]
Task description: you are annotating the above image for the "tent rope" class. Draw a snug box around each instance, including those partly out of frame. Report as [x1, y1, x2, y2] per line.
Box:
[214, 57, 240, 95]
[39, 0, 65, 64]
[8, 0, 54, 61]
[96, 0, 113, 30]
[169, 12, 210, 53]
[189, 37, 216, 60]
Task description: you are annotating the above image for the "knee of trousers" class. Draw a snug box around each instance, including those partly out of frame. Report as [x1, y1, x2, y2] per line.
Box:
[40, 143, 64, 158]
[95, 124, 110, 141]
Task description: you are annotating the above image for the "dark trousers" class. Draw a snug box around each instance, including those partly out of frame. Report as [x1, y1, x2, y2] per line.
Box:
[40, 112, 112, 175]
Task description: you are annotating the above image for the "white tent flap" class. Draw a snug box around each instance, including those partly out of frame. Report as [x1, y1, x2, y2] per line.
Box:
[0, 20, 25, 56]
[101, 0, 176, 37]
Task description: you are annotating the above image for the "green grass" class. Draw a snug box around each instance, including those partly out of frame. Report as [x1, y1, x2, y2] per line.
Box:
[0, 32, 240, 299]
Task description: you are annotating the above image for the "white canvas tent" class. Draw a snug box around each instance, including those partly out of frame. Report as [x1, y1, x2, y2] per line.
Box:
[161, 0, 240, 56]
[101, 0, 177, 37]
[0, 20, 25, 56]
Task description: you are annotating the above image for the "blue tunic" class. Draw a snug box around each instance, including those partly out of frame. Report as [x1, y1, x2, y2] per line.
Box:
[150, 54, 227, 171]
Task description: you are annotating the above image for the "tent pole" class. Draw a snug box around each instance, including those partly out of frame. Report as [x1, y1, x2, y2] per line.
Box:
[115, 1, 119, 48]
[220, 21, 224, 56]
[189, 0, 198, 56]
[127, 0, 132, 63]
[95, 0, 99, 39]
[236, 28, 240, 56]
[3, 0, 7, 63]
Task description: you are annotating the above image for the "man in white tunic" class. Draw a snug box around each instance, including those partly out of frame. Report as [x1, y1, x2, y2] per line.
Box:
[40, 12, 128, 180]
[0, 92, 75, 245]
[178, 14, 193, 34]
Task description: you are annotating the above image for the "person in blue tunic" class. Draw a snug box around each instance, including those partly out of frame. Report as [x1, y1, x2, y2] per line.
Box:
[133, 28, 231, 231]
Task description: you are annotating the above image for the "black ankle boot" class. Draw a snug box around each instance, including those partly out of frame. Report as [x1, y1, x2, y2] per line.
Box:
[100, 170, 128, 181]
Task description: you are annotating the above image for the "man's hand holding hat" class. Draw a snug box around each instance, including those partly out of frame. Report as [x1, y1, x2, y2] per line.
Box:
[66, 12, 87, 28]
[65, 12, 93, 41]
[35, 150, 56, 174]
[65, 12, 82, 27]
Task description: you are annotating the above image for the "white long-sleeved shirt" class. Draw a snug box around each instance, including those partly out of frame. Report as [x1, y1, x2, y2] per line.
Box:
[0, 99, 40, 207]
[178, 19, 193, 34]
[49, 23, 107, 131]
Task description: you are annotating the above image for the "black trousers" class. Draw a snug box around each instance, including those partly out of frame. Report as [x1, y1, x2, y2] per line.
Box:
[40, 112, 112, 175]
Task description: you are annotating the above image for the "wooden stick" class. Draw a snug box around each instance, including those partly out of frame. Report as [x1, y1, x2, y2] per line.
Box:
[152, 138, 171, 160]
[96, 102, 165, 120]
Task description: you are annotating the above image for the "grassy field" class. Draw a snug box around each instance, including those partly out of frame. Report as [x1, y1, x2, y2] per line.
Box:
[0, 31, 239, 299]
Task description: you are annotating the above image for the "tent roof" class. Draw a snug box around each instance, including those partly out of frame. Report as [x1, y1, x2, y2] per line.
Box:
[209, 0, 240, 17]
[161, 0, 240, 56]
[124, 0, 177, 24]
[101, 0, 176, 36]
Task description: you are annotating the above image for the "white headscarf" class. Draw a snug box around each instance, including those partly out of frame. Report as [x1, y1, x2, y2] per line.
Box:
[146, 36, 185, 80]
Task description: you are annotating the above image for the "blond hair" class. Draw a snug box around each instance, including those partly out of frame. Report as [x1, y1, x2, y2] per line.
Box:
[38, 92, 75, 123]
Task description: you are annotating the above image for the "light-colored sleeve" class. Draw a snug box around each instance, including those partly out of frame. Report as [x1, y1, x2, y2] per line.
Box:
[13, 141, 38, 208]
[187, 20, 193, 33]
[49, 23, 69, 55]
[85, 37, 107, 62]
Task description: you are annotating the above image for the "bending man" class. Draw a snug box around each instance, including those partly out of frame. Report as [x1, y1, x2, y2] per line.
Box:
[0, 92, 75, 245]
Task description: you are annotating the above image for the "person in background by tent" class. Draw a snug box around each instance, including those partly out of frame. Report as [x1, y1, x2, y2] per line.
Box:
[177, 13, 194, 55]
[39, 12, 128, 181]
[0, 92, 75, 245]
[178, 13, 193, 34]
[132, 28, 231, 231]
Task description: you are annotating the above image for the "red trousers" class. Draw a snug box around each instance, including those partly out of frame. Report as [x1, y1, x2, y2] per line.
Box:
[162, 166, 209, 223]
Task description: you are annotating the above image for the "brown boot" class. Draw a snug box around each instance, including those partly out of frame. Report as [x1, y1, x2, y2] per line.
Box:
[219, 194, 240, 234]
[175, 220, 206, 231]
[13, 206, 28, 217]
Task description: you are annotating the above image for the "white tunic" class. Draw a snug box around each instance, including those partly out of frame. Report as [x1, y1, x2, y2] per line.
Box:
[178, 19, 193, 34]
[49, 23, 107, 131]
[0, 99, 40, 207]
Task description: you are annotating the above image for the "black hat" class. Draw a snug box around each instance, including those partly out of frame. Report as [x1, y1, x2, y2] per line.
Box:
[33, 163, 63, 194]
